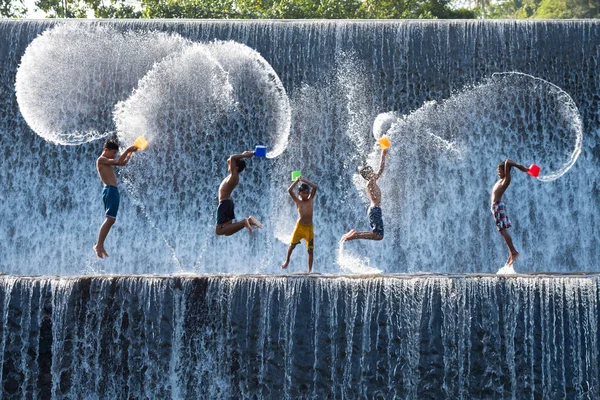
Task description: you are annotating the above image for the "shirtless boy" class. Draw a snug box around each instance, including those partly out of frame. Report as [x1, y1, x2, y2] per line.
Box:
[342, 147, 388, 242]
[491, 159, 528, 267]
[215, 151, 262, 236]
[94, 139, 137, 258]
[281, 176, 318, 273]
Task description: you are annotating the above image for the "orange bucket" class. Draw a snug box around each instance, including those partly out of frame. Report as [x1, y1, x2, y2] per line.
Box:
[378, 136, 391, 150]
[133, 136, 149, 151]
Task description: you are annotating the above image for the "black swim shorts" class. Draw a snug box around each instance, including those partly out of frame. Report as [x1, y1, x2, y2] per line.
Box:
[216, 199, 235, 225]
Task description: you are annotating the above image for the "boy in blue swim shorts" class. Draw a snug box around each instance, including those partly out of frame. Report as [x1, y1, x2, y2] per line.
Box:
[491, 159, 528, 268]
[93, 139, 138, 258]
[342, 147, 388, 242]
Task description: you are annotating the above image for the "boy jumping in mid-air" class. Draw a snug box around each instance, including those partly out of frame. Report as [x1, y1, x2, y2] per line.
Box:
[342, 147, 388, 242]
[491, 159, 528, 267]
[281, 176, 318, 273]
[94, 139, 137, 258]
[215, 151, 262, 236]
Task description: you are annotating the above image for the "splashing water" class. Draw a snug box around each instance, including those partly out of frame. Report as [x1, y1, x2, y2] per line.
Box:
[114, 41, 292, 270]
[491, 72, 583, 182]
[342, 71, 582, 272]
[204, 40, 292, 159]
[15, 24, 190, 145]
[114, 45, 235, 269]
[337, 240, 382, 275]
[3, 21, 596, 274]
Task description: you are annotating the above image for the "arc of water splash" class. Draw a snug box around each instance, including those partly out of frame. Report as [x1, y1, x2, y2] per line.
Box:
[491, 71, 583, 182]
[205, 40, 292, 159]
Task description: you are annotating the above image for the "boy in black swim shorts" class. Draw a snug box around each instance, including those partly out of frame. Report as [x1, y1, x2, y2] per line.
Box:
[215, 151, 262, 236]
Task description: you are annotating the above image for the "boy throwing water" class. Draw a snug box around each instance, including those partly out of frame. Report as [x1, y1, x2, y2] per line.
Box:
[215, 151, 262, 236]
[342, 147, 388, 242]
[94, 139, 137, 258]
[281, 176, 318, 273]
[491, 159, 528, 267]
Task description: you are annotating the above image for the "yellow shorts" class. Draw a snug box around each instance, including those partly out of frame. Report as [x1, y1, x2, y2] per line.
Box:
[290, 222, 314, 250]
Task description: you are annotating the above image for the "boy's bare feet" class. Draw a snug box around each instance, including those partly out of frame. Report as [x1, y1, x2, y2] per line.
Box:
[243, 218, 253, 233]
[342, 229, 356, 241]
[93, 244, 104, 259]
[248, 216, 262, 229]
[281, 261, 289, 270]
[102, 249, 109, 258]
[509, 252, 519, 266]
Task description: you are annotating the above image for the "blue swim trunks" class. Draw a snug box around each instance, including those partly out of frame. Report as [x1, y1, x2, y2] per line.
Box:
[368, 206, 384, 237]
[102, 185, 120, 219]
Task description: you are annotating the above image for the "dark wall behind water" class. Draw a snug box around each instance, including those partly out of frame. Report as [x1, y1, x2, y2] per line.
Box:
[0, 20, 599, 274]
[0, 274, 598, 399]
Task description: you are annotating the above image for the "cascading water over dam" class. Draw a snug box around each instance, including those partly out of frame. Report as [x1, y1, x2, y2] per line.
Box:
[0, 20, 599, 399]
[1, 274, 599, 399]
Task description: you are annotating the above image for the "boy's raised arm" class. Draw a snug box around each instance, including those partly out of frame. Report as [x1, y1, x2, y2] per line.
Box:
[288, 178, 300, 201]
[300, 177, 318, 199]
[376, 148, 388, 179]
[99, 146, 137, 166]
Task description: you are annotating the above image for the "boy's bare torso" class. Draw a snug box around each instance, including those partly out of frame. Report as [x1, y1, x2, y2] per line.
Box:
[218, 174, 238, 201]
[491, 180, 507, 206]
[96, 157, 118, 187]
[366, 179, 382, 206]
[296, 198, 314, 225]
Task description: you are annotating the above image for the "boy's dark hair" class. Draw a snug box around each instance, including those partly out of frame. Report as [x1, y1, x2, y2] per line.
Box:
[358, 165, 374, 180]
[299, 183, 310, 192]
[497, 161, 505, 170]
[104, 139, 119, 150]
[236, 159, 247, 173]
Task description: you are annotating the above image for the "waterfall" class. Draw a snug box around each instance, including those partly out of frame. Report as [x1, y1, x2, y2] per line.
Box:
[0, 275, 598, 398]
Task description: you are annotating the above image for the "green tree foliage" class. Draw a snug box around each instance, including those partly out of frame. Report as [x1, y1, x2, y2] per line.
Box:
[140, 0, 474, 18]
[34, 0, 141, 17]
[0, 0, 27, 17]
[485, 0, 599, 18]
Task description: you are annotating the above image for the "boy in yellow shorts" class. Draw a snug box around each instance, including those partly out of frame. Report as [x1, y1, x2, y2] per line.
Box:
[281, 176, 318, 273]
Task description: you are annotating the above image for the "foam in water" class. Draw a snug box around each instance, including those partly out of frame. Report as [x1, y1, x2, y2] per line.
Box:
[336, 240, 382, 274]
[15, 24, 190, 145]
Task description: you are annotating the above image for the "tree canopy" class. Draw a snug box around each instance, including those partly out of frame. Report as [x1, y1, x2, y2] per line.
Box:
[1, 0, 597, 21]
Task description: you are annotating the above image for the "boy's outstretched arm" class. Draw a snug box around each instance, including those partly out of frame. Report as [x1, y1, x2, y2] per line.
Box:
[375, 148, 388, 179]
[230, 151, 255, 160]
[288, 178, 300, 202]
[300, 177, 318, 199]
[506, 159, 528, 173]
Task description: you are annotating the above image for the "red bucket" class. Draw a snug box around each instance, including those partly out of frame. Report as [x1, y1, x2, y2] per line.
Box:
[527, 164, 540, 177]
